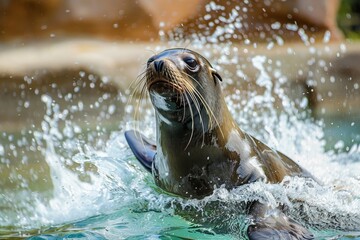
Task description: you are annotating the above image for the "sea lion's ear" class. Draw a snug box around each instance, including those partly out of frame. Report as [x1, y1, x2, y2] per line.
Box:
[210, 67, 223, 84]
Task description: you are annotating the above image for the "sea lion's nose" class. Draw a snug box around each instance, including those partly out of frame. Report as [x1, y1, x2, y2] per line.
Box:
[153, 60, 164, 72]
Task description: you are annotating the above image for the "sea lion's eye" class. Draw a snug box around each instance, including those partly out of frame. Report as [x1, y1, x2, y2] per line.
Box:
[183, 57, 198, 69]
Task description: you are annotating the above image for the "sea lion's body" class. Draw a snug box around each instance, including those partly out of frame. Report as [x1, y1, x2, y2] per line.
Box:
[125, 48, 314, 239]
[152, 102, 312, 198]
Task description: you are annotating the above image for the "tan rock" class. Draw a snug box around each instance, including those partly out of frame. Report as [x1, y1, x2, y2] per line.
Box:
[0, 0, 343, 42]
[138, 0, 204, 30]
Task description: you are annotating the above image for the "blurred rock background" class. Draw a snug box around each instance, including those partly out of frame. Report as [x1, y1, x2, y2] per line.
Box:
[0, 0, 359, 149]
[0, 0, 348, 41]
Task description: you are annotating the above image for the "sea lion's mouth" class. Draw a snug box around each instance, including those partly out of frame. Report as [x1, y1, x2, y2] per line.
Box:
[147, 80, 184, 112]
[148, 80, 181, 101]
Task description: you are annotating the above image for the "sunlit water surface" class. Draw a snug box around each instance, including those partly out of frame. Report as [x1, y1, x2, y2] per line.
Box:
[1, 2, 360, 240]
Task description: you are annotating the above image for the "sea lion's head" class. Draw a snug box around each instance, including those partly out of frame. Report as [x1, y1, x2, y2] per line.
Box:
[145, 48, 223, 126]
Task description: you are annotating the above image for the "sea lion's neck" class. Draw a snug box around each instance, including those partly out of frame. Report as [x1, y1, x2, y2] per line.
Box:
[155, 97, 233, 148]
[153, 100, 242, 197]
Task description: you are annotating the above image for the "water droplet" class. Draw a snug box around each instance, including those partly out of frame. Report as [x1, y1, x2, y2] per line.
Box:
[271, 22, 281, 30]
[204, 14, 211, 21]
[79, 71, 86, 78]
[340, 44, 346, 53]
[101, 76, 110, 84]
[108, 105, 116, 115]
[286, 23, 298, 31]
[24, 101, 30, 109]
[267, 42, 274, 50]
[0, 144, 4, 156]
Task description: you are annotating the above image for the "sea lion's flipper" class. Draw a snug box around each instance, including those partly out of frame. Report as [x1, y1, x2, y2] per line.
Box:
[247, 202, 313, 240]
[124, 130, 156, 172]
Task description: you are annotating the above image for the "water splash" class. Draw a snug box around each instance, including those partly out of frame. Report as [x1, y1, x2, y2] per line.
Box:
[9, 53, 358, 238]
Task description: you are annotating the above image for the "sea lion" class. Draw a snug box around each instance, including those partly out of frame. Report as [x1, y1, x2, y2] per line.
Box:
[125, 48, 314, 239]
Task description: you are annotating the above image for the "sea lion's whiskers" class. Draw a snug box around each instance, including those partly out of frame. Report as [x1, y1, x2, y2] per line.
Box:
[145, 48, 157, 56]
[181, 72, 218, 129]
[181, 72, 205, 91]
[166, 71, 188, 123]
[183, 93, 195, 150]
[133, 81, 149, 143]
[174, 75, 200, 147]
[136, 52, 221, 145]
[127, 68, 152, 109]
[129, 54, 157, 142]
[127, 68, 148, 98]
[180, 79, 206, 146]
[189, 90, 206, 146]
[174, 80, 188, 123]
[181, 93, 187, 122]
[126, 72, 147, 132]
[182, 78, 214, 128]
[126, 77, 143, 108]
[181, 73, 213, 141]
[190, 85, 224, 138]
